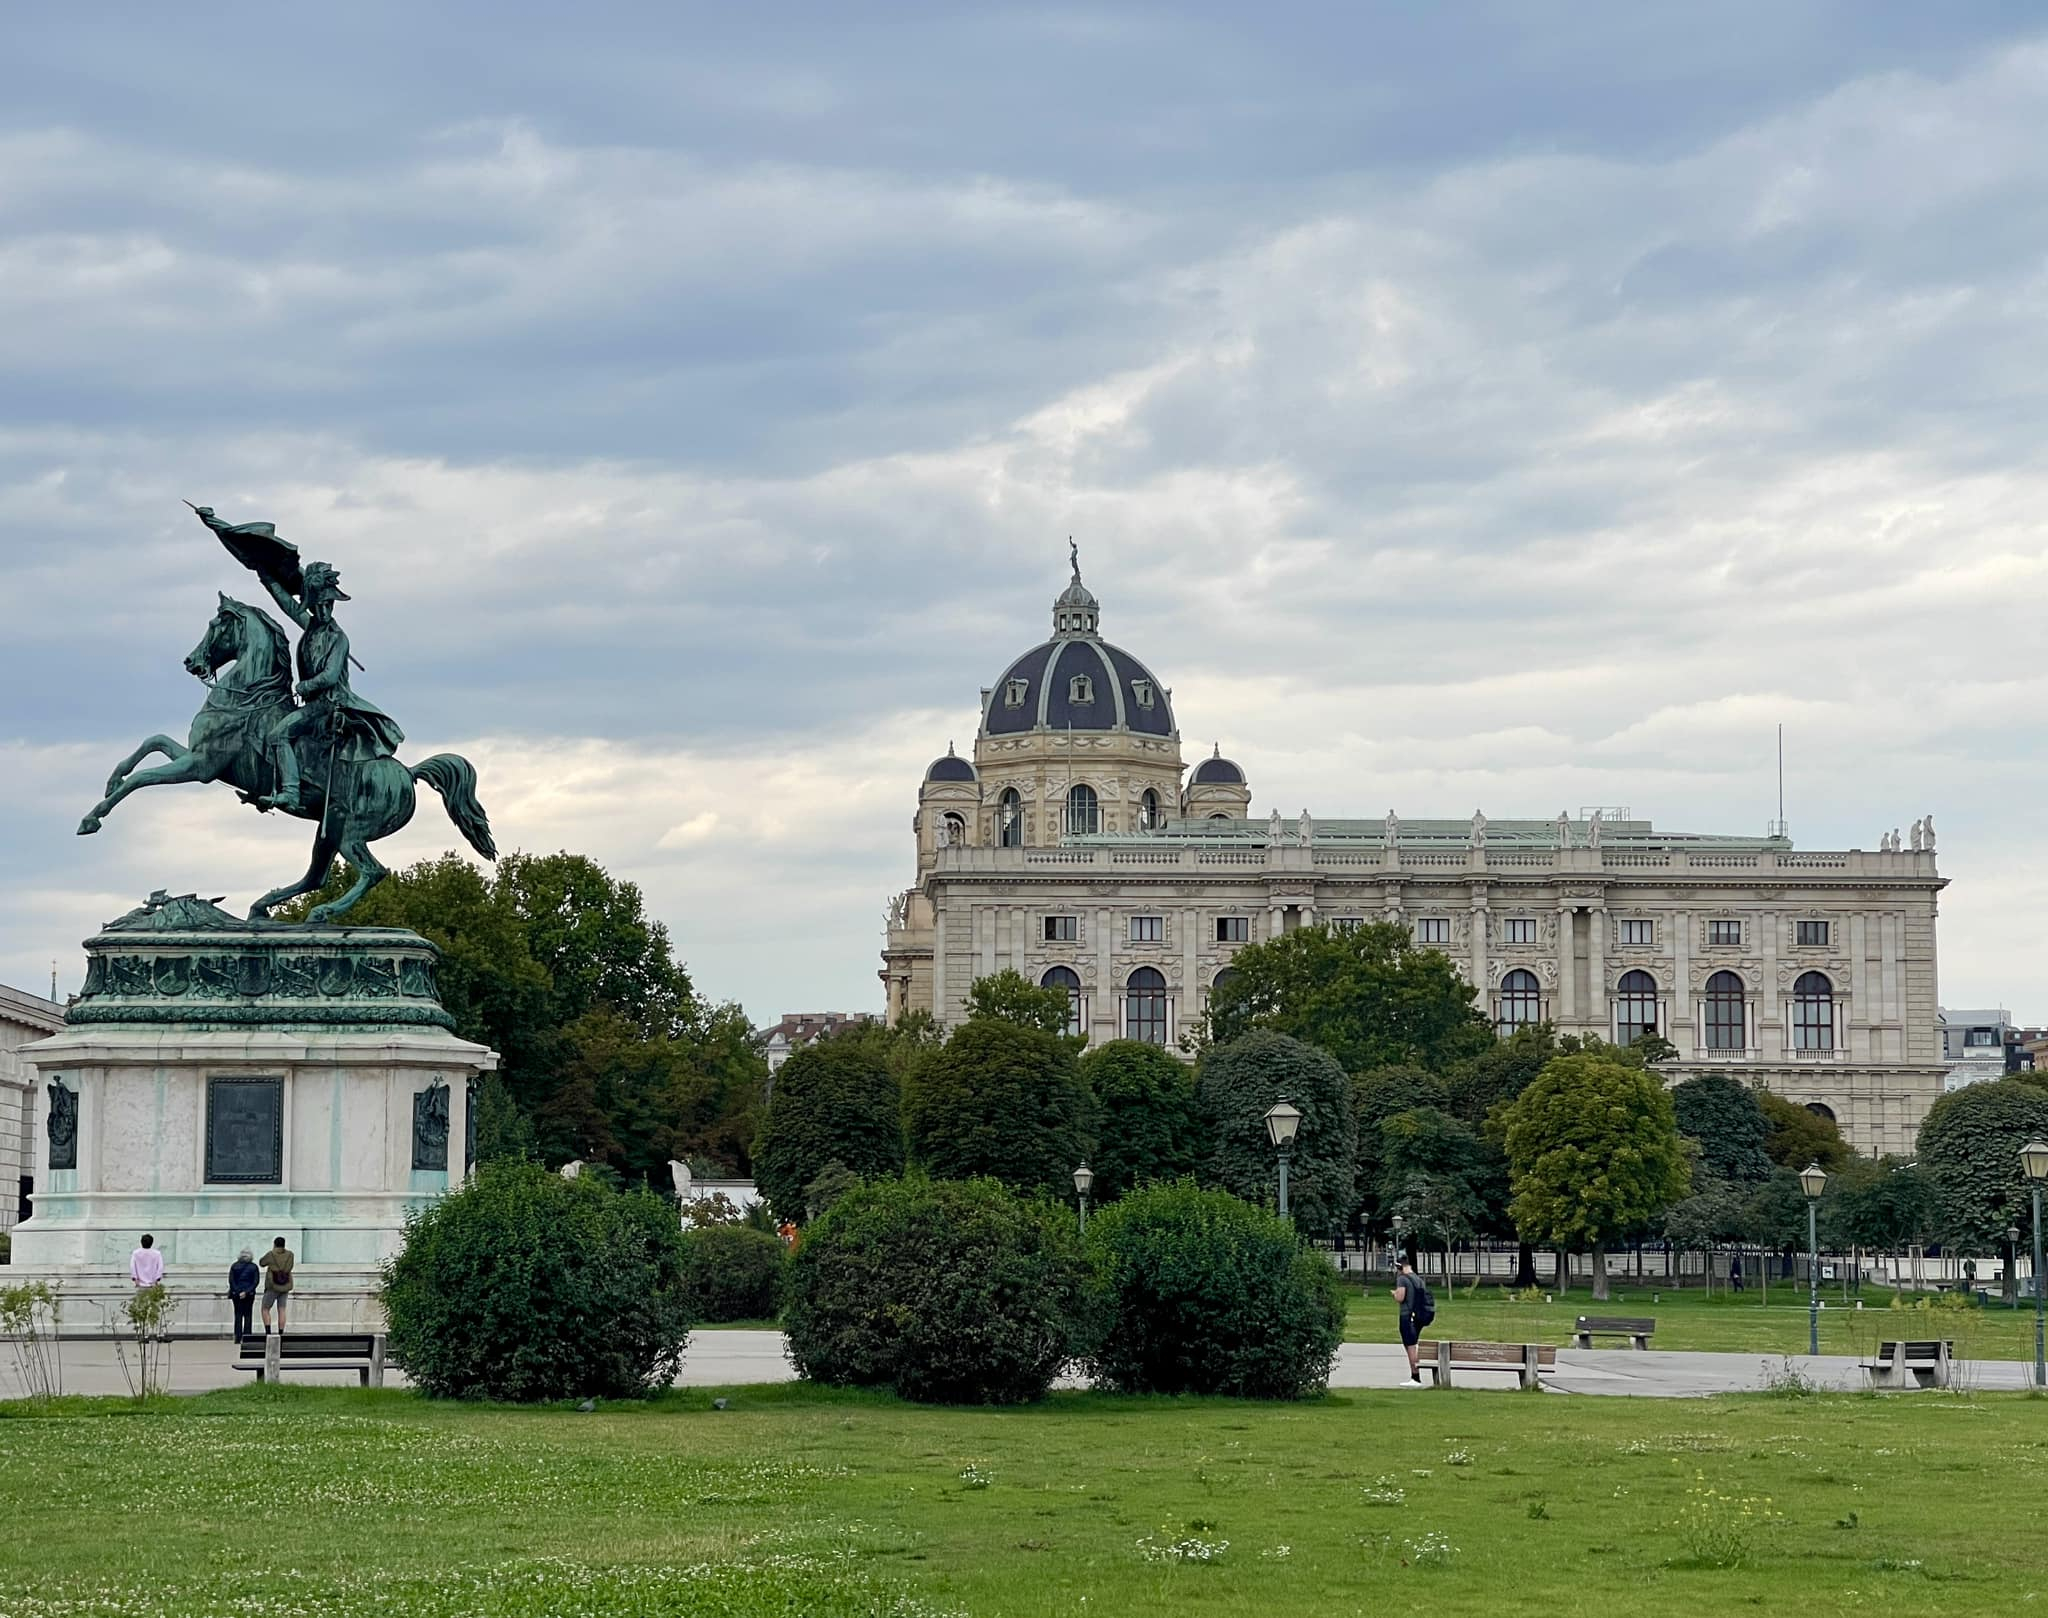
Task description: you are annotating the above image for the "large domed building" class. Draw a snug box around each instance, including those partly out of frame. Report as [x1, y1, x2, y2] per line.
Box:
[881, 557, 1950, 1159]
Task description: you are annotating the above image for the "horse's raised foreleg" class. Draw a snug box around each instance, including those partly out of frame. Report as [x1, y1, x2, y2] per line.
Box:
[307, 832, 388, 925]
[77, 748, 217, 835]
[248, 831, 342, 921]
[104, 735, 190, 797]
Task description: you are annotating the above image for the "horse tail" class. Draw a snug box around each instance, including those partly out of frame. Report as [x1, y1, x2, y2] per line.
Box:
[411, 754, 497, 860]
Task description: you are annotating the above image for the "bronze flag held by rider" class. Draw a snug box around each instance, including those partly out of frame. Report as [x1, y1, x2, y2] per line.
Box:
[75, 504, 495, 924]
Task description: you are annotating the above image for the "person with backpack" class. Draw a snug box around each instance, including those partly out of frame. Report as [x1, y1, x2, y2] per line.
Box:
[1394, 1259, 1434, 1386]
[259, 1236, 296, 1332]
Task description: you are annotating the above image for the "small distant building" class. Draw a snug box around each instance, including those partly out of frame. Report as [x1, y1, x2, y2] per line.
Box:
[1939, 1007, 2016, 1091]
[757, 1012, 874, 1074]
[0, 982, 66, 1234]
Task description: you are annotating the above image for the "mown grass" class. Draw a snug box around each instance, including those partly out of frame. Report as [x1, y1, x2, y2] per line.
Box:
[2, 1381, 2045, 1615]
[1342, 1280, 2047, 1357]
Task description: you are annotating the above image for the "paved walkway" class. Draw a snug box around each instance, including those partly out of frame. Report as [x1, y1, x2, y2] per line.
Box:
[15, 1331, 2042, 1399]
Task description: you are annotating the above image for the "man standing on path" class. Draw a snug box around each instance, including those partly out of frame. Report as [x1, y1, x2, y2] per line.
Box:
[1394, 1259, 1430, 1387]
[129, 1233, 164, 1289]
[259, 1236, 295, 1332]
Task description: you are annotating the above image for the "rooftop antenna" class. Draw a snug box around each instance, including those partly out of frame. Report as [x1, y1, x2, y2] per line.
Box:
[1770, 723, 1788, 841]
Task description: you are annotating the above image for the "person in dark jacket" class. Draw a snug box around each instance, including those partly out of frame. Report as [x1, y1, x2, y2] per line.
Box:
[228, 1249, 260, 1340]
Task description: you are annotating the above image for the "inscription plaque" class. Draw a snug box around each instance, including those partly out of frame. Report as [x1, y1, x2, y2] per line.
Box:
[205, 1075, 283, 1184]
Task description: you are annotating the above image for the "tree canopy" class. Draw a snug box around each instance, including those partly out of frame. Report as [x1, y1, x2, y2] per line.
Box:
[1501, 1049, 1690, 1298]
[905, 1016, 1091, 1200]
[963, 970, 1076, 1036]
[1077, 1040, 1204, 1202]
[752, 1027, 906, 1224]
[1204, 921, 1492, 1076]
[1757, 1090, 1852, 1172]
[1671, 1074, 1775, 1185]
[289, 850, 764, 1179]
[1916, 1080, 2048, 1252]
[1197, 1030, 1357, 1237]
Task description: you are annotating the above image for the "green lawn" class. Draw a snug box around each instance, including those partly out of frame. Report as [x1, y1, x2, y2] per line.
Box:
[1342, 1280, 2048, 1358]
[3, 1383, 2045, 1616]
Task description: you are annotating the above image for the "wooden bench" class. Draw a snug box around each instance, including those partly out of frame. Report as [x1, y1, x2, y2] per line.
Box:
[1419, 1340, 1557, 1391]
[1572, 1315, 1656, 1350]
[233, 1333, 386, 1387]
[1859, 1339, 1953, 1390]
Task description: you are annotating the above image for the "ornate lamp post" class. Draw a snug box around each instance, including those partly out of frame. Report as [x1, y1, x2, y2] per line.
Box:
[1799, 1161, 1828, 1356]
[1264, 1099, 1303, 1220]
[1072, 1162, 1094, 1233]
[2008, 1225, 2023, 1311]
[2022, 1139, 2048, 1388]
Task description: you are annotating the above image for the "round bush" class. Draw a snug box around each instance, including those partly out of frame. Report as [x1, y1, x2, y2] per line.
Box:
[784, 1176, 1091, 1405]
[681, 1224, 787, 1322]
[1081, 1181, 1345, 1399]
[754, 1032, 906, 1225]
[381, 1161, 692, 1401]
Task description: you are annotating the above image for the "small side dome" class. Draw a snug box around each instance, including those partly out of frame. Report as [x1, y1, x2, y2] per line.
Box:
[925, 745, 977, 784]
[1192, 748, 1245, 786]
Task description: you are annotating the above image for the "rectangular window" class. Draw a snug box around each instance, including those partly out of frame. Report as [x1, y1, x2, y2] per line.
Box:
[1130, 915, 1163, 944]
[1416, 917, 1450, 944]
[1043, 915, 1078, 943]
[1331, 917, 1364, 934]
[1504, 917, 1536, 945]
[1796, 920, 1830, 947]
[1216, 916, 1249, 943]
[1005, 678, 1029, 708]
[1619, 919, 1654, 946]
[1708, 919, 1742, 946]
[1132, 679, 1155, 709]
[1965, 1028, 1999, 1048]
[205, 1075, 283, 1185]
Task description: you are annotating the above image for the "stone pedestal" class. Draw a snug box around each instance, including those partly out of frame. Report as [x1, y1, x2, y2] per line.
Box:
[11, 893, 496, 1334]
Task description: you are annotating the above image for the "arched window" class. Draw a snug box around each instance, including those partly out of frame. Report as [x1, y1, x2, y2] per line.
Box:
[1704, 970, 1746, 1052]
[1207, 811, 1231, 822]
[1211, 967, 1239, 996]
[1804, 1101, 1837, 1124]
[998, 788, 1023, 848]
[1616, 969, 1659, 1046]
[1066, 783, 1099, 836]
[1139, 788, 1162, 831]
[939, 811, 967, 848]
[1041, 966, 1084, 1039]
[1497, 969, 1541, 1035]
[1793, 971, 1835, 1051]
[1126, 966, 1168, 1045]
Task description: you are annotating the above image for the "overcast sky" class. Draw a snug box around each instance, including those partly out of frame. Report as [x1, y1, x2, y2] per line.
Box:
[6, 5, 2048, 1022]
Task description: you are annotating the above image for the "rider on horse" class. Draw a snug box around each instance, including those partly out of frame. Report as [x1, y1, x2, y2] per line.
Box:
[189, 507, 402, 813]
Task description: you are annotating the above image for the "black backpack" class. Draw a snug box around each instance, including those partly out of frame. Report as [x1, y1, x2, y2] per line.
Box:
[1410, 1280, 1436, 1327]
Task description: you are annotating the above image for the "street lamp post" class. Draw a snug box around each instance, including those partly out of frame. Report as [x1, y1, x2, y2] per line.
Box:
[1264, 1099, 1303, 1220]
[2022, 1139, 2048, 1388]
[1072, 1162, 1093, 1233]
[1392, 1213, 1407, 1275]
[1799, 1161, 1828, 1357]
[2008, 1225, 2023, 1311]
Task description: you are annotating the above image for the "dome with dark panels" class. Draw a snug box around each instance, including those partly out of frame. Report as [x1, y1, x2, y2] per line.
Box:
[925, 746, 977, 784]
[1190, 749, 1245, 786]
[981, 552, 1177, 740]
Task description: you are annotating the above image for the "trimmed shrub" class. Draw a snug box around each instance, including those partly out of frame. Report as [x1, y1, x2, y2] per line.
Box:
[784, 1176, 1091, 1404]
[681, 1224, 787, 1323]
[381, 1160, 691, 1401]
[905, 1017, 1091, 1200]
[1079, 1040, 1203, 1202]
[1082, 1181, 1345, 1399]
[754, 1031, 905, 1225]
[1198, 1030, 1358, 1236]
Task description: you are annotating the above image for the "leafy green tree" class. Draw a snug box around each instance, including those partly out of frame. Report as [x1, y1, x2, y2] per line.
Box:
[1445, 1024, 1559, 1130]
[964, 970, 1075, 1036]
[1204, 921, 1492, 1075]
[1758, 1090, 1852, 1172]
[1197, 1031, 1357, 1237]
[1742, 1169, 1815, 1275]
[1671, 1075, 1774, 1185]
[1502, 1049, 1691, 1300]
[905, 1018, 1091, 1200]
[802, 1160, 863, 1221]
[1664, 1176, 1750, 1289]
[1826, 1157, 1932, 1269]
[1916, 1080, 2048, 1254]
[1380, 1106, 1498, 1272]
[1078, 1041, 1203, 1201]
[469, 1074, 537, 1163]
[1352, 1065, 1448, 1231]
[753, 1031, 905, 1224]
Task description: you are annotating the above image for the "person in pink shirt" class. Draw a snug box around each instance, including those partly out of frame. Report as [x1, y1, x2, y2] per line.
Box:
[129, 1233, 165, 1288]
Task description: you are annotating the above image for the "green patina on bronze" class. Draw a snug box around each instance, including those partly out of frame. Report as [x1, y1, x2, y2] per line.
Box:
[76, 505, 497, 925]
[67, 891, 454, 1031]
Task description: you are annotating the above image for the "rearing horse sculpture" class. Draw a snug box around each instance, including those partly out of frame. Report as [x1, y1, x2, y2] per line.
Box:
[78, 590, 495, 923]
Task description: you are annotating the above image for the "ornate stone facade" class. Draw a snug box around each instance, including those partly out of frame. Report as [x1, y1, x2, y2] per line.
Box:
[882, 566, 1948, 1159]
